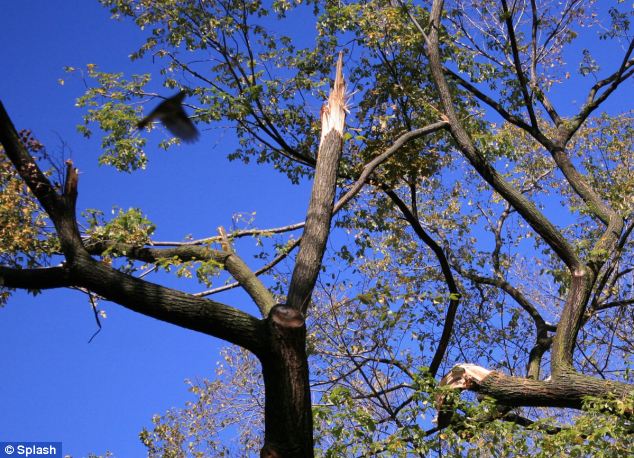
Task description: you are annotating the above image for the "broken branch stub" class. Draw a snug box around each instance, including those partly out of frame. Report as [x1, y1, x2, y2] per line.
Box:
[286, 52, 347, 313]
[434, 364, 493, 427]
[319, 51, 347, 147]
[439, 363, 493, 390]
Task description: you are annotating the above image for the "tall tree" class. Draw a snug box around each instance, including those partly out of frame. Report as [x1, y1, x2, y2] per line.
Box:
[1, 0, 633, 456]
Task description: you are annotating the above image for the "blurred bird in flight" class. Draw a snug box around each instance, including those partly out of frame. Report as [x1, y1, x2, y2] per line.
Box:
[137, 91, 199, 142]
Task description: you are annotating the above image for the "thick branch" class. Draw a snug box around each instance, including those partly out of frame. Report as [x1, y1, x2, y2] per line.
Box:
[86, 241, 275, 317]
[437, 364, 633, 419]
[476, 370, 633, 410]
[547, 153, 623, 372]
[0, 265, 73, 290]
[286, 53, 346, 313]
[427, 2, 581, 272]
[0, 258, 264, 352]
[73, 257, 264, 353]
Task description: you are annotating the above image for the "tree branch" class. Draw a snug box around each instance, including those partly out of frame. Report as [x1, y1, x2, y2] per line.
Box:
[0, 265, 72, 290]
[384, 189, 460, 377]
[565, 38, 634, 143]
[436, 363, 633, 421]
[286, 53, 347, 313]
[73, 257, 265, 353]
[426, 2, 581, 272]
[500, 0, 539, 129]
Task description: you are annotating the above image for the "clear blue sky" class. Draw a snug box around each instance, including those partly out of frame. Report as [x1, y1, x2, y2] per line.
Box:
[0, 2, 311, 457]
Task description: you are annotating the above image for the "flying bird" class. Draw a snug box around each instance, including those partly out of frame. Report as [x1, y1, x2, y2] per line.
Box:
[137, 91, 199, 142]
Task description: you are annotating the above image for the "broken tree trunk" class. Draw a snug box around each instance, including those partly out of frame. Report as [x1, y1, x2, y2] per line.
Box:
[258, 52, 347, 458]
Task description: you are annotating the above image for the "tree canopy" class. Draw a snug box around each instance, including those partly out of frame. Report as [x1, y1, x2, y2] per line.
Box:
[1, 0, 633, 456]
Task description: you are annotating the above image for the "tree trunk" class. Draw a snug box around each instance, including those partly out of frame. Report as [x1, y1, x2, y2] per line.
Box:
[259, 305, 313, 458]
[257, 53, 347, 457]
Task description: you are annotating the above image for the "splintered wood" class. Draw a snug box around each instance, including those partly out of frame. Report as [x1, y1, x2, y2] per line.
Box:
[439, 363, 492, 390]
[319, 51, 347, 147]
[434, 364, 493, 426]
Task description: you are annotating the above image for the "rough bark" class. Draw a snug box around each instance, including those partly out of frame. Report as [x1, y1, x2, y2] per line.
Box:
[258, 52, 347, 457]
[258, 305, 312, 458]
[477, 372, 633, 410]
[436, 363, 633, 428]
[286, 52, 346, 314]
[426, 0, 633, 425]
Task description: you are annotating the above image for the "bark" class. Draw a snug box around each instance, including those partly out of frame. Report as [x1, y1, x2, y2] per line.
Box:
[436, 363, 634, 427]
[426, 0, 633, 426]
[258, 305, 313, 457]
[286, 52, 346, 314]
[0, 265, 72, 290]
[258, 53, 347, 457]
[476, 372, 633, 410]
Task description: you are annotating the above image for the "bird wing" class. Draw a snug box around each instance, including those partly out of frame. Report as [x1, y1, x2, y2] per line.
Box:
[162, 107, 200, 143]
[137, 112, 155, 129]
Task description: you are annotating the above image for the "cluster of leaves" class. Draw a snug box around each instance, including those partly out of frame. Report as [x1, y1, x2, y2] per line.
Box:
[29, 0, 633, 455]
[0, 131, 58, 266]
[83, 207, 155, 273]
[84, 207, 156, 248]
[437, 395, 634, 457]
[139, 346, 264, 457]
[0, 131, 60, 305]
[69, 64, 150, 171]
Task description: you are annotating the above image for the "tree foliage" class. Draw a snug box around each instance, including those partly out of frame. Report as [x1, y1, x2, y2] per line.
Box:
[1, 0, 633, 456]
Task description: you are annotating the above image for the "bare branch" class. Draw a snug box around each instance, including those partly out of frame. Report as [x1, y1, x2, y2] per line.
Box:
[565, 38, 634, 142]
[384, 189, 460, 377]
[500, 0, 539, 129]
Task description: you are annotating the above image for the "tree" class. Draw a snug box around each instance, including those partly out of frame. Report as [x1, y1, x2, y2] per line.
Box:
[1, 0, 633, 456]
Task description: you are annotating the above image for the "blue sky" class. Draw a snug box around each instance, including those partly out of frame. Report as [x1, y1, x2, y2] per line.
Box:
[0, 2, 312, 457]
